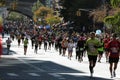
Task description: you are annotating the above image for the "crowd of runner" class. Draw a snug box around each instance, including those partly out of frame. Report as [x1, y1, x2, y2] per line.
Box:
[2, 20, 120, 78]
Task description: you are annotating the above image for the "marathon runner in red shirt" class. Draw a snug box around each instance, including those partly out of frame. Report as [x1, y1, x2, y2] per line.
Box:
[106, 33, 120, 78]
[103, 33, 111, 62]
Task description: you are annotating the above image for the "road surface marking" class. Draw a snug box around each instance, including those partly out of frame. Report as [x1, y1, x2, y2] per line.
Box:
[58, 77, 66, 80]
[7, 73, 18, 77]
[15, 57, 45, 72]
[49, 73, 66, 79]
[28, 73, 40, 76]
[49, 73, 62, 77]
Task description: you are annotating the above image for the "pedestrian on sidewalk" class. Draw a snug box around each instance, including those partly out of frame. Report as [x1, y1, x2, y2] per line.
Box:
[6, 37, 12, 54]
[24, 38, 28, 55]
[85, 32, 101, 78]
[106, 33, 120, 78]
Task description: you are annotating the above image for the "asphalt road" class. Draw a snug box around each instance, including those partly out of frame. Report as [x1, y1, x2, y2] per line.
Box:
[0, 56, 113, 80]
[0, 34, 115, 80]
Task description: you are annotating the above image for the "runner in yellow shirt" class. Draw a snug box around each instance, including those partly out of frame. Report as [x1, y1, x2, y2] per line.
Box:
[24, 38, 29, 55]
[85, 32, 101, 78]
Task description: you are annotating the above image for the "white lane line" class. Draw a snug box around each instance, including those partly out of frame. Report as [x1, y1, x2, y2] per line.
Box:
[48, 73, 65, 79]
[58, 77, 66, 80]
[7, 73, 18, 77]
[49, 73, 62, 77]
[52, 69, 57, 70]
[15, 57, 45, 72]
[59, 73, 86, 76]
[28, 73, 40, 76]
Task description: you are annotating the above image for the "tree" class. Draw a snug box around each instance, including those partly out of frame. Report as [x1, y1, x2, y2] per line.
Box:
[59, 0, 104, 32]
[33, 6, 53, 25]
[45, 14, 61, 26]
[104, 0, 120, 34]
[104, 12, 120, 34]
[59, 0, 102, 22]
[35, 7, 53, 17]
[7, 12, 25, 21]
[111, 0, 120, 8]
[89, 6, 107, 23]
[0, 0, 6, 6]
[0, 16, 3, 32]
[32, 0, 44, 12]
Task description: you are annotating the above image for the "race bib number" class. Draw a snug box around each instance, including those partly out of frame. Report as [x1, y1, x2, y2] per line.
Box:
[90, 47, 96, 52]
[88, 43, 96, 53]
[111, 47, 118, 53]
[80, 48, 84, 51]
[76, 48, 79, 51]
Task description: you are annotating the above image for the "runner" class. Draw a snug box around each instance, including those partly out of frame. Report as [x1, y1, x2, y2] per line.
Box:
[6, 37, 12, 54]
[38, 34, 43, 49]
[31, 35, 35, 49]
[97, 38, 104, 63]
[21, 33, 25, 43]
[103, 33, 111, 62]
[67, 39, 74, 60]
[43, 35, 48, 52]
[24, 38, 29, 55]
[61, 38, 68, 56]
[106, 33, 120, 78]
[85, 32, 100, 78]
[17, 34, 21, 47]
[57, 35, 62, 55]
[76, 33, 86, 62]
[0, 34, 2, 58]
[34, 37, 39, 54]
[48, 35, 52, 50]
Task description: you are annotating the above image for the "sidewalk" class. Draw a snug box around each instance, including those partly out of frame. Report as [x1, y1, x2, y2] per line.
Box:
[1, 34, 120, 80]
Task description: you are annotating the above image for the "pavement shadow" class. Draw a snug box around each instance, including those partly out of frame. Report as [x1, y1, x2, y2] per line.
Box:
[0, 57, 113, 80]
[2, 46, 17, 55]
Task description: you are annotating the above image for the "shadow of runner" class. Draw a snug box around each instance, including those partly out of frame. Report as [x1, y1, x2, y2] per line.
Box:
[2, 46, 17, 55]
[60, 74, 114, 80]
